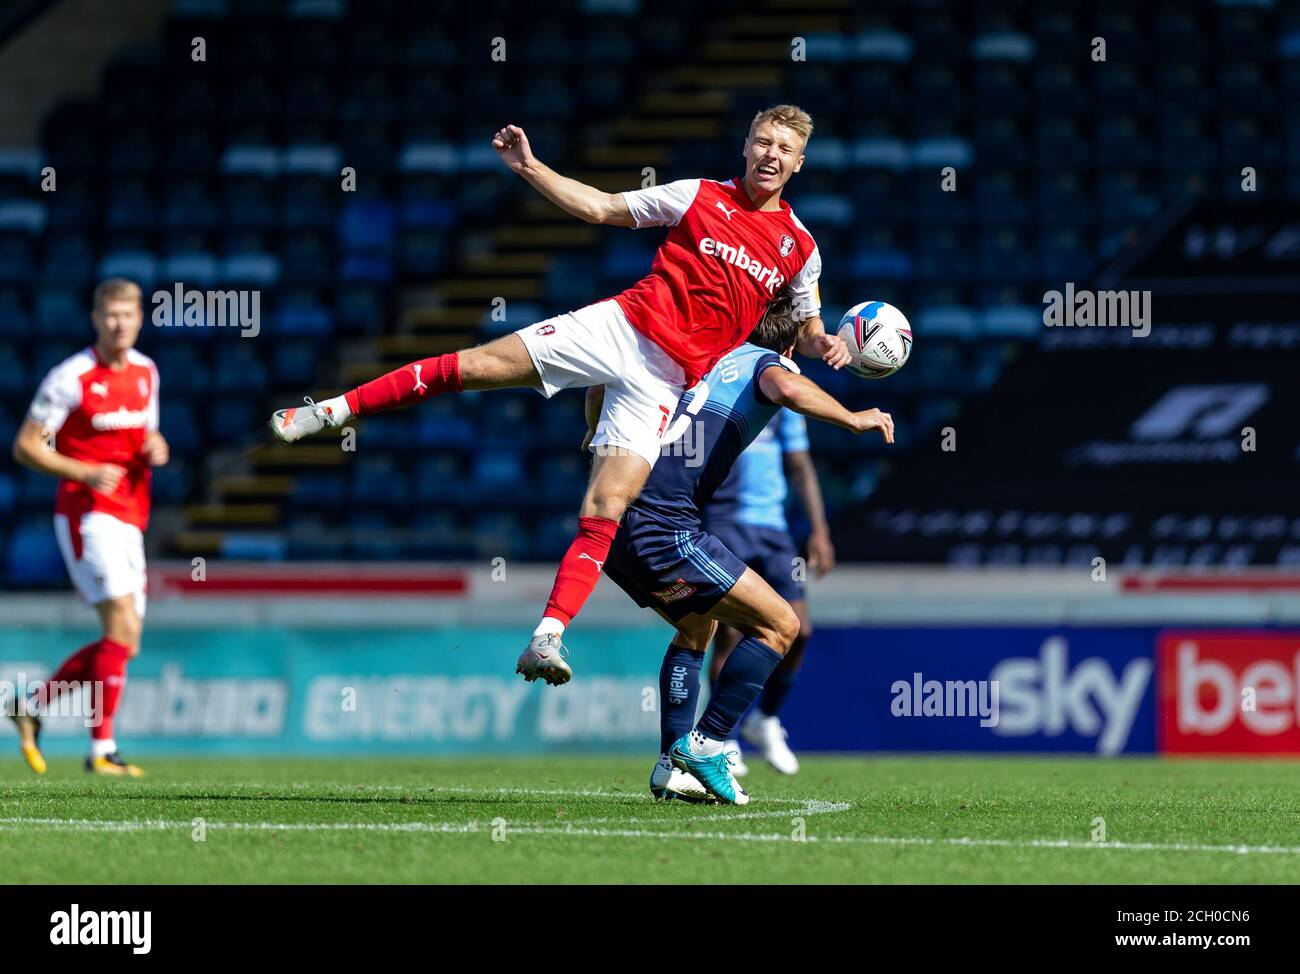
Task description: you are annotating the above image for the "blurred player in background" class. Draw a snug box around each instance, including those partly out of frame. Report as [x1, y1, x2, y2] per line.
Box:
[271, 105, 850, 686]
[595, 293, 892, 804]
[5, 279, 165, 777]
[703, 410, 833, 776]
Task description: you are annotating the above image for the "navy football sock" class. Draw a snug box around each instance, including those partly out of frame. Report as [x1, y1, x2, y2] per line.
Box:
[758, 663, 797, 717]
[659, 643, 702, 753]
[697, 637, 782, 741]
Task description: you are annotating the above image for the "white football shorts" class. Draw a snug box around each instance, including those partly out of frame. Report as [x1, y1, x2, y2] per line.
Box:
[516, 299, 688, 467]
[54, 511, 148, 618]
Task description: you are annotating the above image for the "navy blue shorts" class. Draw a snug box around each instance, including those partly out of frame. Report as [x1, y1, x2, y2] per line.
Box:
[604, 508, 750, 623]
[705, 520, 805, 603]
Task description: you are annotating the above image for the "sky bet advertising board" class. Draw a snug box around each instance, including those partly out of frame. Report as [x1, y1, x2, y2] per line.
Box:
[1, 624, 1298, 756]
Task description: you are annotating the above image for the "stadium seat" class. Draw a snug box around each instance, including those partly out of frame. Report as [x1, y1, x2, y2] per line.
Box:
[5, 519, 64, 586]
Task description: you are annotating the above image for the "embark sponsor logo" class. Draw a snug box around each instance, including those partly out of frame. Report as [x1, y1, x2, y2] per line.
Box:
[90, 407, 149, 432]
[890, 673, 1000, 727]
[1042, 282, 1151, 337]
[698, 238, 785, 292]
[50, 904, 151, 954]
[151, 283, 261, 337]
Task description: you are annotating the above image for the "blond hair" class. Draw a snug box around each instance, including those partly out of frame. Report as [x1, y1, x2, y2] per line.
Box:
[749, 104, 814, 147]
[93, 278, 143, 311]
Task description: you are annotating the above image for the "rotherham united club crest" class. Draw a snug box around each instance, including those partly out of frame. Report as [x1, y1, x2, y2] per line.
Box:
[779, 234, 795, 257]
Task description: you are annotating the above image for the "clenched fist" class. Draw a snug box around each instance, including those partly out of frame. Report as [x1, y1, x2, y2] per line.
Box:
[491, 124, 535, 174]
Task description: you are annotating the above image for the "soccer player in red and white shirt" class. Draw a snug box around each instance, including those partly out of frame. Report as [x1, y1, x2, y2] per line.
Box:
[270, 105, 848, 687]
[7, 279, 167, 777]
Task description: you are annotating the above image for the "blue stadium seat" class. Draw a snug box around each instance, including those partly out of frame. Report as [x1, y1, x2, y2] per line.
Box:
[151, 461, 191, 504]
[472, 450, 524, 492]
[0, 471, 17, 519]
[5, 518, 64, 586]
[338, 199, 397, 251]
[206, 398, 257, 443]
[336, 284, 384, 334]
[351, 457, 412, 509]
[413, 455, 469, 507]
[293, 471, 346, 510]
[0, 287, 32, 337]
[276, 293, 335, 335]
[159, 399, 202, 455]
[339, 253, 394, 284]
[355, 413, 412, 451]
[0, 344, 27, 398]
[413, 405, 476, 450]
[211, 347, 269, 395]
[0, 234, 35, 284]
[33, 288, 84, 338]
[270, 339, 319, 386]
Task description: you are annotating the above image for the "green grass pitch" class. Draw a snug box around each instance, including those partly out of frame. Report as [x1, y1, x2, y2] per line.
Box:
[1, 755, 1297, 883]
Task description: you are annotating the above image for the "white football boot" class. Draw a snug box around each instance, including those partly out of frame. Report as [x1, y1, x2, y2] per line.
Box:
[649, 754, 713, 803]
[270, 397, 344, 443]
[741, 713, 799, 775]
[723, 739, 749, 777]
[515, 633, 572, 686]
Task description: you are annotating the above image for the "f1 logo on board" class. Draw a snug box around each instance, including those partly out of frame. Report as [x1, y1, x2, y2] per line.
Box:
[1158, 632, 1300, 754]
[1131, 385, 1268, 440]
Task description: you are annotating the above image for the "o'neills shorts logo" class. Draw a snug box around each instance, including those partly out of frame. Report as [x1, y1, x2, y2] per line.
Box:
[91, 408, 148, 431]
[698, 238, 785, 292]
[652, 579, 697, 604]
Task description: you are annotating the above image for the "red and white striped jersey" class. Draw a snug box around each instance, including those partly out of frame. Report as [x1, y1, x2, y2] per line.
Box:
[615, 176, 821, 386]
[27, 347, 159, 531]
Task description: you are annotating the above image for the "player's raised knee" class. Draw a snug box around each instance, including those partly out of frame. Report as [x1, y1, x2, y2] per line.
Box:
[763, 604, 800, 655]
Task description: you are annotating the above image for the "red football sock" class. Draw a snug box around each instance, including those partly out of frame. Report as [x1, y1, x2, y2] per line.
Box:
[87, 639, 131, 742]
[344, 353, 461, 416]
[543, 516, 620, 627]
[30, 639, 101, 711]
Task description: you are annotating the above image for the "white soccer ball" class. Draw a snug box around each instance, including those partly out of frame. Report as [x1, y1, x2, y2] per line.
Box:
[837, 301, 912, 379]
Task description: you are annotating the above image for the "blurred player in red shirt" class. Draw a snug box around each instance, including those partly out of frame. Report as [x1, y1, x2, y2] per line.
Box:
[6, 279, 167, 776]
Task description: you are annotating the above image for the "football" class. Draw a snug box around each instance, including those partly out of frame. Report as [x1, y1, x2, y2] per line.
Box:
[837, 301, 912, 379]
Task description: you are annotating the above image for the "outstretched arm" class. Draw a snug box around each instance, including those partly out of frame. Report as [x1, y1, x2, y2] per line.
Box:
[492, 125, 634, 227]
[758, 367, 893, 442]
[783, 449, 835, 576]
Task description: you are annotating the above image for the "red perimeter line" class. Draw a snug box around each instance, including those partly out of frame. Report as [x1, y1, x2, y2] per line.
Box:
[1122, 575, 1300, 593]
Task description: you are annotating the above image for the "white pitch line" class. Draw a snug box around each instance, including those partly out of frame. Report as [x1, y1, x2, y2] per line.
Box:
[0, 816, 1297, 856]
[578, 798, 851, 825]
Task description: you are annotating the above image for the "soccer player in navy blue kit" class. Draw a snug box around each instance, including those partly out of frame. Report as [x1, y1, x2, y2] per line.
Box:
[589, 295, 893, 804]
[702, 409, 832, 776]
